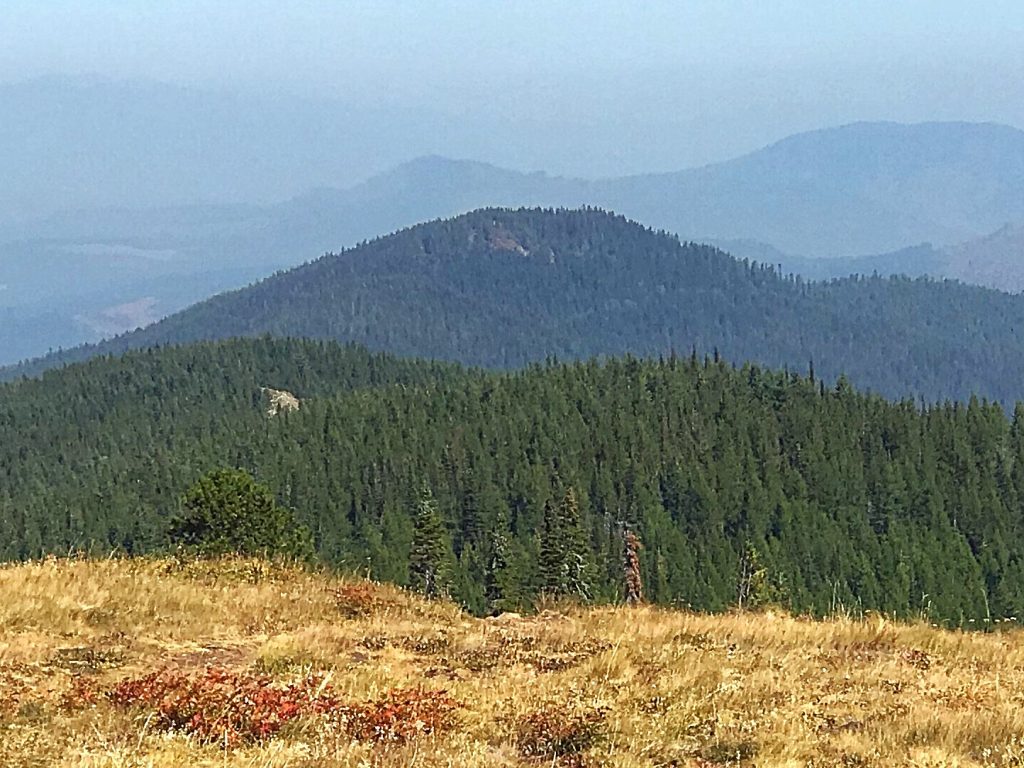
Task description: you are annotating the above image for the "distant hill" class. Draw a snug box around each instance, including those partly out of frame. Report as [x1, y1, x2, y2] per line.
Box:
[13, 207, 1024, 406]
[944, 224, 1024, 292]
[721, 225, 1024, 292]
[14, 120, 1020, 255]
[293, 121, 1024, 259]
[0, 241, 281, 364]
[0, 76, 445, 224]
[717, 239, 949, 282]
[602, 120, 1024, 257]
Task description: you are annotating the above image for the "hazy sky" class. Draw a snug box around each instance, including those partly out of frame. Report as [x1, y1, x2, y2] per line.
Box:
[3, 1, 1024, 173]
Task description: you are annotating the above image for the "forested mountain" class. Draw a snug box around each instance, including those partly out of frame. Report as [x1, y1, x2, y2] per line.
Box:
[3, 119, 1023, 364]
[13, 207, 1024, 406]
[4, 335, 1024, 624]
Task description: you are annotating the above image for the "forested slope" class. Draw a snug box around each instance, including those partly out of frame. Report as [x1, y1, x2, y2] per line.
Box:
[3, 336, 1024, 623]
[12, 208, 1024, 405]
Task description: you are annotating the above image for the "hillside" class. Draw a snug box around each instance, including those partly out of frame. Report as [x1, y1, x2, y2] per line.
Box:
[5, 336, 1024, 623]
[2, 557, 1023, 767]
[13, 207, 1024, 406]
[4, 120, 1023, 364]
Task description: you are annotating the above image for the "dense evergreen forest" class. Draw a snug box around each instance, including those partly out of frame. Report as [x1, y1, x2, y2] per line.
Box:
[11, 208, 1024, 406]
[3, 336, 1024, 624]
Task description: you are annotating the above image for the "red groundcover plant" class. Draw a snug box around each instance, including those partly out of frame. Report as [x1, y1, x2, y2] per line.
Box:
[337, 686, 463, 743]
[108, 667, 339, 744]
[107, 667, 461, 747]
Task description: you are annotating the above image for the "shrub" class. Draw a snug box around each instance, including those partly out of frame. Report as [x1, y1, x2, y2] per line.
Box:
[169, 469, 313, 559]
[697, 738, 759, 764]
[106, 668, 460, 748]
[59, 676, 101, 712]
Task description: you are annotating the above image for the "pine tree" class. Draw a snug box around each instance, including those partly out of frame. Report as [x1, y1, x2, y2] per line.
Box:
[457, 471, 483, 555]
[538, 487, 591, 599]
[736, 543, 776, 610]
[538, 498, 565, 595]
[484, 523, 512, 613]
[560, 487, 591, 598]
[409, 485, 450, 598]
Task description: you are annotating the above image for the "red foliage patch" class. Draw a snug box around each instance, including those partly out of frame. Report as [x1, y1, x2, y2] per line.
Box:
[333, 583, 394, 617]
[0, 668, 30, 718]
[107, 667, 339, 745]
[106, 667, 461, 748]
[60, 675, 102, 711]
[336, 687, 463, 743]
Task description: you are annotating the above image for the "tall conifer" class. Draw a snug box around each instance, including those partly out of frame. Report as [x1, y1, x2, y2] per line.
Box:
[409, 485, 450, 598]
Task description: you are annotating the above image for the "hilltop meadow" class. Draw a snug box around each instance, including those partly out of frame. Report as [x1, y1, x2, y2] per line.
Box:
[1, 556, 1023, 767]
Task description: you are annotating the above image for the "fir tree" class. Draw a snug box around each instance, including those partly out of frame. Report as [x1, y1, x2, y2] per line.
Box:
[409, 485, 451, 598]
[538, 498, 565, 595]
[484, 522, 513, 613]
[538, 487, 591, 599]
[561, 487, 591, 599]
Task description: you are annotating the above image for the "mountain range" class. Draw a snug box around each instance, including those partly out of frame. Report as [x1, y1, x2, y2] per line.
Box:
[2, 111, 1023, 365]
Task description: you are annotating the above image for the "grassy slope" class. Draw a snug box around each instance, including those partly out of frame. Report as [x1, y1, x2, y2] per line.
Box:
[1, 558, 1023, 767]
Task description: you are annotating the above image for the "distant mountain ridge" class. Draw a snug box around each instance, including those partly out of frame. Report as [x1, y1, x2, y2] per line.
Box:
[944, 224, 1024, 290]
[590, 120, 1024, 257]
[16, 120, 1020, 255]
[13, 207, 1024, 407]
[722, 224, 1024, 290]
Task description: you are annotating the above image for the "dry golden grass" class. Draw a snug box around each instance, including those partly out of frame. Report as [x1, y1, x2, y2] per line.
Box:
[2, 556, 1024, 767]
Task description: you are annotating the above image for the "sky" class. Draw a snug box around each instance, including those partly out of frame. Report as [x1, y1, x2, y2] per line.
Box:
[2, 1, 1024, 175]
